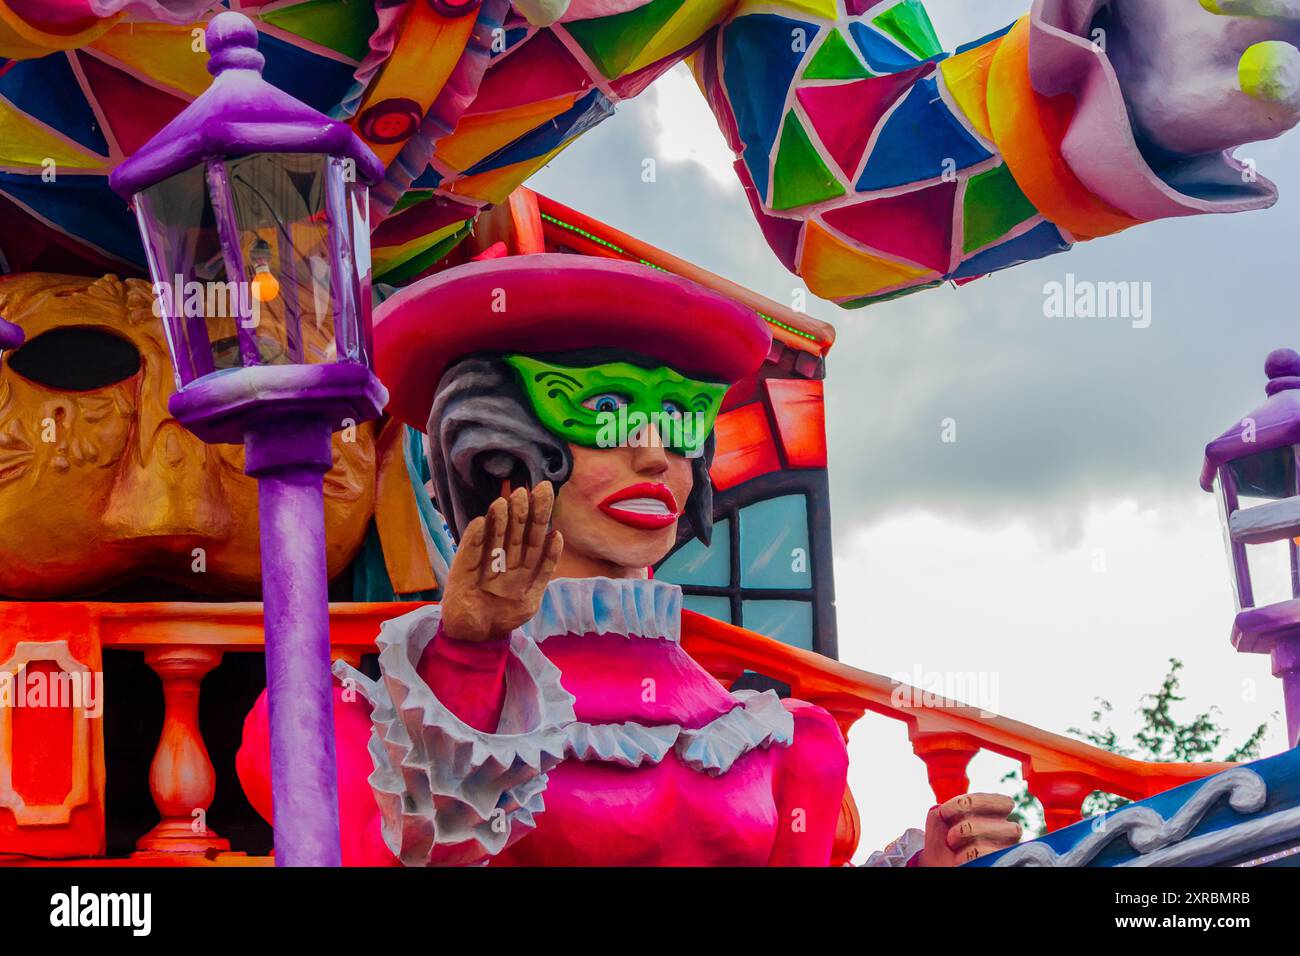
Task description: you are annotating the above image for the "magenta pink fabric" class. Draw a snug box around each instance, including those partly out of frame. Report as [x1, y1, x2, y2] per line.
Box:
[237, 623, 849, 866]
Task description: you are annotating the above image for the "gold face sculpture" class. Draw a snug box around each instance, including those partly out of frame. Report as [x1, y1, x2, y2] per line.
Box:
[0, 273, 376, 599]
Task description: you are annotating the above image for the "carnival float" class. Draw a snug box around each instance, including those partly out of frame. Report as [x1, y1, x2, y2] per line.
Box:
[0, 0, 1298, 868]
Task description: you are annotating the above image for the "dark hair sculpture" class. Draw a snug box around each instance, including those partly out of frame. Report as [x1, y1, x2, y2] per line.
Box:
[425, 351, 716, 548]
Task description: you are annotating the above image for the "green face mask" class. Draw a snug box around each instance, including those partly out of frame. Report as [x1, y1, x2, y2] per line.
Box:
[505, 355, 728, 458]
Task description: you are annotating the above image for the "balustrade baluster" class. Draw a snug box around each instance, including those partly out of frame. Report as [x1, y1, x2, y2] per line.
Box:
[911, 731, 981, 804]
[133, 646, 230, 856]
[1025, 769, 1094, 832]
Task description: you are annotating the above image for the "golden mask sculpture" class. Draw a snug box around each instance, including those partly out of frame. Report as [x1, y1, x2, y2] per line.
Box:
[0, 273, 376, 599]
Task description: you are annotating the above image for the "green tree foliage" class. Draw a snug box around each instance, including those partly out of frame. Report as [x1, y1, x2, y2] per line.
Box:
[1002, 659, 1273, 838]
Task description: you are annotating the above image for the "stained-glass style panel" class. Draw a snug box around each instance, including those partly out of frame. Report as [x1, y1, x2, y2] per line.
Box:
[740, 495, 811, 589]
[742, 599, 814, 650]
[657, 518, 731, 587]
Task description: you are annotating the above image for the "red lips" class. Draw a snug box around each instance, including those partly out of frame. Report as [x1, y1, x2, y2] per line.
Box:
[598, 482, 681, 530]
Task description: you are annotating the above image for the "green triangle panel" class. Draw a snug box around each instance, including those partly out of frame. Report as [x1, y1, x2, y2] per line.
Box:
[771, 111, 845, 211]
[962, 164, 1037, 253]
[261, 0, 380, 62]
[872, 1, 943, 60]
[804, 28, 870, 80]
[564, 0, 686, 80]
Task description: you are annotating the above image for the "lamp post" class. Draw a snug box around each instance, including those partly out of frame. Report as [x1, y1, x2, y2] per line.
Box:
[110, 11, 388, 866]
[1202, 347, 1300, 749]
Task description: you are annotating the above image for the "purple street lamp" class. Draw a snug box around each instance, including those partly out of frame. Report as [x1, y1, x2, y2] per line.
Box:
[1202, 348, 1300, 749]
[110, 12, 388, 866]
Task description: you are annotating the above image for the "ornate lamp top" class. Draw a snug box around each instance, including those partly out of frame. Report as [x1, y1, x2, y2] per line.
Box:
[1201, 348, 1300, 492]
[109, 11, 384, 200]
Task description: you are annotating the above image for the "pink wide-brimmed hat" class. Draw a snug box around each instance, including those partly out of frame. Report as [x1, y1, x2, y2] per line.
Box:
[373, 254, 773, 430]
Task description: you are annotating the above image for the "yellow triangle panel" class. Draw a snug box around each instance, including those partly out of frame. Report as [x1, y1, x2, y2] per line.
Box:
[0, 98, 107, 171]
[625, 0, 734, 76]
[438, 94, 578, 174]
[733, 0, 836, 19]
[446, 143, 569, 206]
[373, 218, 467, 277]
[938, 37, 1002, 143]
[799, 220, 933, 299]
[91, 22, 213, 98]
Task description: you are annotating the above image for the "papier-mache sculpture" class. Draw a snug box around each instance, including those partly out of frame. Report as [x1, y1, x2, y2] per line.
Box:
[235, 255, 1021, 866]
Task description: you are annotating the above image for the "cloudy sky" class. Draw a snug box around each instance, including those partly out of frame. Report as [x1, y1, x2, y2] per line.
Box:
[530, 0, 1300, 857]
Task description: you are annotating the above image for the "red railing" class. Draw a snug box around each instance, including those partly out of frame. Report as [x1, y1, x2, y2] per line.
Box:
[0, 601, 1231, 864]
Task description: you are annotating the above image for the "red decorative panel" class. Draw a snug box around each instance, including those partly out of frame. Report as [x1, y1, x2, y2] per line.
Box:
[765, 378, 828, 468]
[0, 603, 106, 860]
[711, 402, 781, 491]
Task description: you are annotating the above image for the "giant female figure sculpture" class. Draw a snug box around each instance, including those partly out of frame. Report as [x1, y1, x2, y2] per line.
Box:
[236, 256, 1020, 866]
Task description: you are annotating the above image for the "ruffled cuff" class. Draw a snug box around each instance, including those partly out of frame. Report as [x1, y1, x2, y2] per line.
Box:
[862, 828, 926, 868]
[1025, 0, 1276, 223]
[332, 605, 576, 867]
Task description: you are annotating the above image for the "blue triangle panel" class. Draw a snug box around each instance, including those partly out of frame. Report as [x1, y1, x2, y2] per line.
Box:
[409, 166, 443, 189]
[0, 171, 144, 267]
[848, 20, 921, 74]
[856, 77, 993, 191]
[259, 31, 359, 116]
[0, 53, 110, 158]
[723, 13, 820, 203]
[951, 220, 1070, 280]
[463, 89, 615, 176]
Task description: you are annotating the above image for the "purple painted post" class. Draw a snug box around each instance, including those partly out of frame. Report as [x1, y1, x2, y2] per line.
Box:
[247, 417, 340, 867]
[109, 12, 388, 866]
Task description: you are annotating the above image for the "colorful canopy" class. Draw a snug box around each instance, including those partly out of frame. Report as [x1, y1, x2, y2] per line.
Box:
[0, 0, 378, 274]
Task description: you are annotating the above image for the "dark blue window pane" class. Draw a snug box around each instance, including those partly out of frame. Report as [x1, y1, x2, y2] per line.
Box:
[656, 518, 730, 587]
[683, 594, 733, 624]
[742, 600, 813, 650]
[739, 496, 811, 589]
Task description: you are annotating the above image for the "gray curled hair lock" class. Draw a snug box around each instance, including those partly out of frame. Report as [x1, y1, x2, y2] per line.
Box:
[425, 353, 716, 549]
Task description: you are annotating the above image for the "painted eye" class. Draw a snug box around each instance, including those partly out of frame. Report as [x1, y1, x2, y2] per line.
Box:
[661, 400, 685, 418]
[583, 393, 629, 415]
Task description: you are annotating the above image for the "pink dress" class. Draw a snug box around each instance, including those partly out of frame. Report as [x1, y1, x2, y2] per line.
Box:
[237, 578, 850, 866]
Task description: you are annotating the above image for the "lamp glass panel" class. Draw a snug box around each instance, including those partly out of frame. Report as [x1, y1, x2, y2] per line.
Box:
[1229, 445, 1298, 500]
[346, 179, 372, 364]
[1243, 530, 1294, 607]
[135, 164, 236, 386]
[225, 153, 337, 365]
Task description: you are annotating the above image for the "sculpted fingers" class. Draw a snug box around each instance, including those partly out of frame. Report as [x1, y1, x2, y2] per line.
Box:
[945, 817, 1023, 852]
[938, 793, 1016, 825]
[532, 530, 563, 587]
[456, 515, 487, 574]
[524, 482, 555, 565]
[957, 841, 1013, 865]
[506, 486, 529, 567]
[481, 496, 509, 582]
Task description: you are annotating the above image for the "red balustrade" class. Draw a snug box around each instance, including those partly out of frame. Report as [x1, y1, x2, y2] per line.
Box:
[0, 601, 1233, 865]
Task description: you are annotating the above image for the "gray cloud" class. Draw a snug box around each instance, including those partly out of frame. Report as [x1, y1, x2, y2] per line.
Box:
[529, 1, 1300, 551]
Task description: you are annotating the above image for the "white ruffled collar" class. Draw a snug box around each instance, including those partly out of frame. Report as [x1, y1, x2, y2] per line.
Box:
[523, 577, 682, 644]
